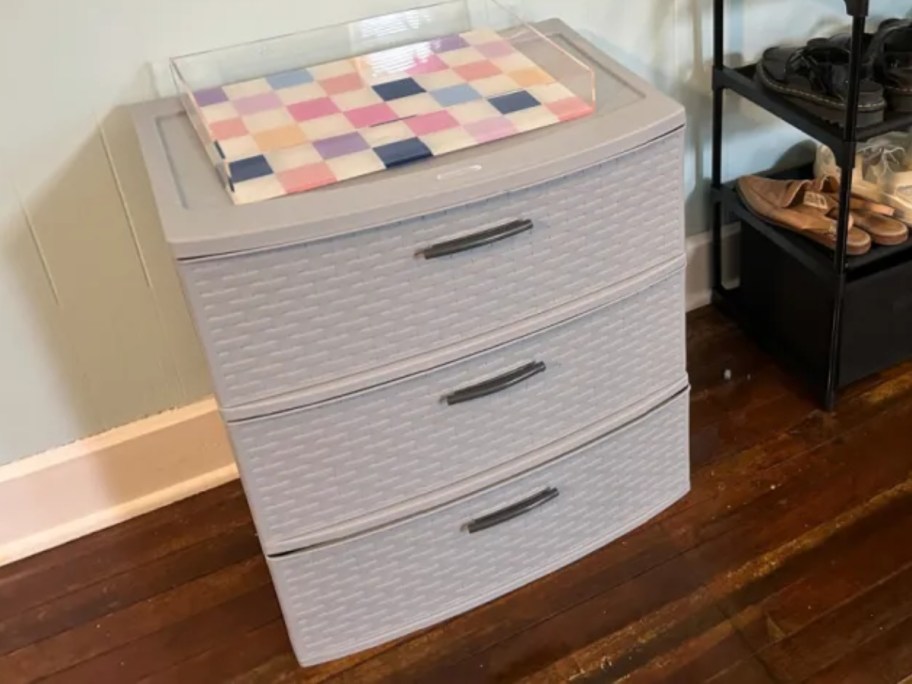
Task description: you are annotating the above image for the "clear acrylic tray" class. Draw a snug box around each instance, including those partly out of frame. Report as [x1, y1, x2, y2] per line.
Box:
[170, 1, 596, 204]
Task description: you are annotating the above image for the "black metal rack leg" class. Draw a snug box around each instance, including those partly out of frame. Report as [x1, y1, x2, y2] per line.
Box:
[711, 0, 725, 291]
[824, 14, 866, 409]
[711, 100, 724, 289]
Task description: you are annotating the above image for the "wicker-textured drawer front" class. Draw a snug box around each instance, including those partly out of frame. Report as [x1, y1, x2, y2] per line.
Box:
[230, 268, 685, 552]
[268, 390, 690, 666]
[180, 130, 684, 408]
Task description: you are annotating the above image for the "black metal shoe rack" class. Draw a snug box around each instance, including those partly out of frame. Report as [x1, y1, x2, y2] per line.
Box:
[711, 0, 912, 409]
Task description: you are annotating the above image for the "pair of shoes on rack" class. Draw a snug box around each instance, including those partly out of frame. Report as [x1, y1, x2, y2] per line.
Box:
[736, 172, 909, 257]
[756, 19, 912, 127]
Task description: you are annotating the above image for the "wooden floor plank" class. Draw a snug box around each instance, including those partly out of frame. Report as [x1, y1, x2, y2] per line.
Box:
[45, 585, 280, 683]
[681, 484, 912, 681]
[722, 490, 912, 653]
[681, 358, 912, 532]
[573, 605, 756, 683]
[756, 562, 912, 682]
[1, 308, 911, 683]
[806, 613, 912, 684]
[141, 620, 292, 684]
[0, 556, 271, 683]
[670, 374, 912, 561]
[686, 312, 774, 396]
[0, 522, 261, 657]
[705, 657, 779, 684]
[0, 483, 252, 617]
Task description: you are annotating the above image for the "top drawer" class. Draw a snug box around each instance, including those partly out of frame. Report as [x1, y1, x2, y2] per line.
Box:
[180, 130, 684, 408]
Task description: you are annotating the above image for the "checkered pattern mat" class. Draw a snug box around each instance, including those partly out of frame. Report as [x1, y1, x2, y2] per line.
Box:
[188, 28, 594, 204]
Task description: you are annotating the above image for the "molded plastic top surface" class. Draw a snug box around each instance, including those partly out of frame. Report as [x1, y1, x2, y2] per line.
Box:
[132, 19, 685, 259]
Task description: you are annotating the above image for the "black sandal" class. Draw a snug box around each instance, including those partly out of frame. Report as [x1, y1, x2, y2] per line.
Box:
[756, 43, 886, 127]
[825, 19, 912, 113]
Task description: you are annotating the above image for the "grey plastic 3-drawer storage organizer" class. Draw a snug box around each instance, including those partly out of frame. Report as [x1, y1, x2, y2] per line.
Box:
[133, 21, 689, 666]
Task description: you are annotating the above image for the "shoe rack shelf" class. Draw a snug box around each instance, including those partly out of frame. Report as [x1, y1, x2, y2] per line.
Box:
[711, 0, 912, 409]
[712, 176, 912, 278]
[715, 64, 912, 150]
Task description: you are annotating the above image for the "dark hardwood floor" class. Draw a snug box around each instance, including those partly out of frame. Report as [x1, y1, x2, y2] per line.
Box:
[2, 307, 912, 683]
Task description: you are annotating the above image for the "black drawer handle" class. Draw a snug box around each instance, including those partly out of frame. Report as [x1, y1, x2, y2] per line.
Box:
[445, 361, 546, 406]
[465, 488, 560, 534]
[420, 219, 534, 259]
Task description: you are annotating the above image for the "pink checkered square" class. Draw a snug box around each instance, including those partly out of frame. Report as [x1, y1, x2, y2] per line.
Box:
[345, 103, 398, 128]
[547, 97, 595, 122]
[233, 92, 282, 115]
[278, 163, 337, 193]
[288, 97, 341, 121]
[454, 61, 502, 81]
[321, 72, 365, 95]
[406, 54, 448, 76]
[406, 110, 460, 136]
[209, 118, 248, 140]
[465, 116, 516, 143]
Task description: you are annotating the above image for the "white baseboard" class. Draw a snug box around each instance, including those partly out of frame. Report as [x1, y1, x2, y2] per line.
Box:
[685, 227, 739, 311]
[0, 231, 734, 566]
[0, 399, 237, 566]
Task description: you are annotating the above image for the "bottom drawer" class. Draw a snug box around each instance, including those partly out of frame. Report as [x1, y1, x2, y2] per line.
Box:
[268, 389, 691, 666]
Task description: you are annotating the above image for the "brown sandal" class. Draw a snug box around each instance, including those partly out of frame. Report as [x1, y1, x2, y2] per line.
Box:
[850, 211, 909, 245]
[737, 176, 872, 255]
[812, 175, 909, 246]
[811, 175, 896, 216]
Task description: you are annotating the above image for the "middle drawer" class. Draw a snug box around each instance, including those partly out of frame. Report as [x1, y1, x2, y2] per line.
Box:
[229, 267, 685, 553]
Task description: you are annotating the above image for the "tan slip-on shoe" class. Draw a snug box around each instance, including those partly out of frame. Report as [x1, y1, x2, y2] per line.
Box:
[736, 176, 872, 255]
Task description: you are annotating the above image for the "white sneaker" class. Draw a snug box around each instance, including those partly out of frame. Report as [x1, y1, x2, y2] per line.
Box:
[816, 134, 912, 223]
